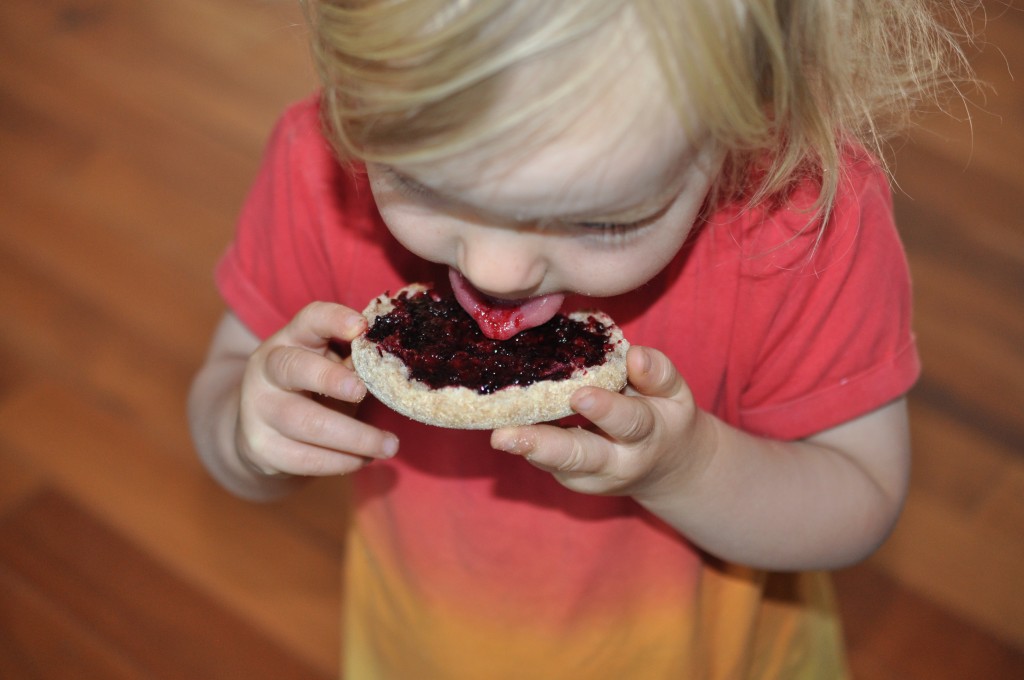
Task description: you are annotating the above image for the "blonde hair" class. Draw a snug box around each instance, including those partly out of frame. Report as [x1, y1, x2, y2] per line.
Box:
[306, 0, 974, 215]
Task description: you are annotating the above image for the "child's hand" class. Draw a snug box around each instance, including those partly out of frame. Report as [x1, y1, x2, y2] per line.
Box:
[237, 302, 400, 477]
[491, 346, 714, 499]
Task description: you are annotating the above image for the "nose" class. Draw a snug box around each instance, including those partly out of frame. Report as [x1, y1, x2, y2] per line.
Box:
[457, 229, 547, 300]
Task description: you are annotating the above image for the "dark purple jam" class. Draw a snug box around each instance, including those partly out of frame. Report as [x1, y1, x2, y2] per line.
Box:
[365, 289, 614, 394]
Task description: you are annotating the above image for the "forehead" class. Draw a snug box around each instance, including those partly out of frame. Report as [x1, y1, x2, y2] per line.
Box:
[399, 18, 702, 220]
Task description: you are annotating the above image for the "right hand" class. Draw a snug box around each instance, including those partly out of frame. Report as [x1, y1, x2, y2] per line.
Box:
[237, 301, 400, 477]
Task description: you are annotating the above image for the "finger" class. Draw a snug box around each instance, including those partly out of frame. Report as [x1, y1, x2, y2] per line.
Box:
[492, 425, 612, 475]
[264, 345, 366, 402]
[626, 346, 687, 400]
[280, 301, 367, 349]
[242, 436, 379, 478]
[268, 395, 400, 460]
[570, 386, 656, 445]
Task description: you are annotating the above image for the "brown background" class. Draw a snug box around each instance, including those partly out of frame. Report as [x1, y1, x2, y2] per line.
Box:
[0, 1, 1021, 677]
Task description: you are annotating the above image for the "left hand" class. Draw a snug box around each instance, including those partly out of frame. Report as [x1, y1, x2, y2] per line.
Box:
[491, 345, 716, 497]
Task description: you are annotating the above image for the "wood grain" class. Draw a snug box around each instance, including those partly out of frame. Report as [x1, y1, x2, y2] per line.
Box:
[0, 0, 1021, 677]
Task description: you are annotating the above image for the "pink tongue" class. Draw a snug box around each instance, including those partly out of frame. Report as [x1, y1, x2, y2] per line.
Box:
[449, 268, 565, 340]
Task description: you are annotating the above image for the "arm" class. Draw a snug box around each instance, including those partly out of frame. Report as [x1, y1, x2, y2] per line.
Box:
[188, 305, 399, 502]
[638, 393, 910, 571]
[491, 346, 911, 571]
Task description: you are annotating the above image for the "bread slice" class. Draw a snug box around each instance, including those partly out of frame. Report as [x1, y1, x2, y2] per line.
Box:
[351, 284, 629, 429]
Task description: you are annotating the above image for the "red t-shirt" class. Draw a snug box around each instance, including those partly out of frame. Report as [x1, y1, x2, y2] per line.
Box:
[217, 96, 919, 679]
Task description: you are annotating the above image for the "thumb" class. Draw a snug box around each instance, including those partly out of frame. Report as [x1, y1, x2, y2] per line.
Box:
[626, 346, 688, 401]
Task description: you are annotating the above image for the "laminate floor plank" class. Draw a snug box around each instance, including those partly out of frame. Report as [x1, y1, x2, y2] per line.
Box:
[836, 566, 1024, 680]
[0, 380, 342, 677]
[0, 0, 1021, 675]
[0, 489, 331, 680]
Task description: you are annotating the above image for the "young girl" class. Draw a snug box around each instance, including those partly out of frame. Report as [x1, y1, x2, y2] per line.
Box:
[189, 1, 970, 677]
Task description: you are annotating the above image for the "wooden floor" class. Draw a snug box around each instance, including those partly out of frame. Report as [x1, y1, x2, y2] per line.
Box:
[0, 1, 1021, 677]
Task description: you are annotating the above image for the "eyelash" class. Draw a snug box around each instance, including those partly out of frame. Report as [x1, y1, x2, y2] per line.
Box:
[382, 166, 648, 241]
[385, 168, 435, 201]
[575, 221, 643, 237]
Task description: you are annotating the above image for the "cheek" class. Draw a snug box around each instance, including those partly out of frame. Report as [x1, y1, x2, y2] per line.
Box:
[576, 224, 694, 297]
[368, 172, 448, 261]
[559, 241, 679, 298]
[375, 203, 453, 263]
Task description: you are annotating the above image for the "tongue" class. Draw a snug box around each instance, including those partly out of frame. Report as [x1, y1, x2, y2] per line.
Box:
[449, 268, 565, 340]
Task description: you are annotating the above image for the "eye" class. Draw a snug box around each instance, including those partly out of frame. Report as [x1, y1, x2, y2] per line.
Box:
[574, 220, 647, 239]
[577, 221, 635, 230]
[384, 168, 432, 199]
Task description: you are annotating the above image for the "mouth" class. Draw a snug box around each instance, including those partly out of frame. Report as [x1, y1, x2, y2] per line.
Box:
[448, 268, 565, 340]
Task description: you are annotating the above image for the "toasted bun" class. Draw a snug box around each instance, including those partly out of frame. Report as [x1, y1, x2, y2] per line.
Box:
[351, 284, 629, 429]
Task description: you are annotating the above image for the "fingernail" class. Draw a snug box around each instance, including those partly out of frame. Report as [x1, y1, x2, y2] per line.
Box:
[638, 347, 652, 375]
[573, 391, 596, 413]
[341, 376, 365, 402]
[381, 434, 399, 458]
[493, 434, 531, 456]
[345, 315, 367, 338]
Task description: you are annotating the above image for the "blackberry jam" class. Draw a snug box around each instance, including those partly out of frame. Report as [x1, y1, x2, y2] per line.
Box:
[365, 289, 614, 394]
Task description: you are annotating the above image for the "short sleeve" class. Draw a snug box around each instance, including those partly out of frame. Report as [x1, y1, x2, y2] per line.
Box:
[215, 96, 350, 339]
[733, 160, 921, 440]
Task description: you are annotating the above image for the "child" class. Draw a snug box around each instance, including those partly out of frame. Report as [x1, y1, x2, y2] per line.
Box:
[189, 1, 970, 677]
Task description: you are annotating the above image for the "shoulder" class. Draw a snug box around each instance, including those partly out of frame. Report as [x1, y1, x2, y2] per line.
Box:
[711, 148, 894, 277]
[274, 93, 327, 142]
[262, 93, 338, 174]
[256, 93, 376, 217]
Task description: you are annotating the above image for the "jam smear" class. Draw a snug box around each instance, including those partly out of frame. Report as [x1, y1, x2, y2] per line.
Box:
[365, 289, 615, 394]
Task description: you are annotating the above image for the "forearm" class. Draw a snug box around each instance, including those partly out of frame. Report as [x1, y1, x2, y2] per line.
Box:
[634, 401, 910, 572]
[188, 356, 305, 502]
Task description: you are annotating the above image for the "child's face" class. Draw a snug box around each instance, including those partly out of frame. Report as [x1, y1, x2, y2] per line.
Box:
[366, 30, 716, 323]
